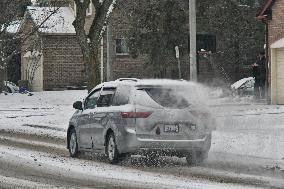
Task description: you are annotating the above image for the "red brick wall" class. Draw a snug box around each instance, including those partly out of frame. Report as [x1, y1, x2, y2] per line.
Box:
[102, 9, 155, 80]
[112, 55, 153, 79]
[41, 35, 86, 90]
[268, 0, 284, 45]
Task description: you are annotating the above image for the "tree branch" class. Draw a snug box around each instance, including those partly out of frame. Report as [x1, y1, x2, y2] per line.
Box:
[88, 0, 117, 46]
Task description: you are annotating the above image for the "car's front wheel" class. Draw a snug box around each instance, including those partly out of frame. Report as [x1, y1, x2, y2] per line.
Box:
[68, 128, 79, 158]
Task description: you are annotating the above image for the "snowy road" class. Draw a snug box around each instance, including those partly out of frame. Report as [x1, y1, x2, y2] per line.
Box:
[1, 91, 284, 188]
[0, 126, 283, 189]
[0, 134, 274, 189]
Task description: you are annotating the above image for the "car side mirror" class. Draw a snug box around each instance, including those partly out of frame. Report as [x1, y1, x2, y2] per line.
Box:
[73, 101, 83, 110]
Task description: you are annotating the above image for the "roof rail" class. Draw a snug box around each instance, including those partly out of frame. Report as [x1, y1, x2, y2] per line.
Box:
[116, 78, 139, 82]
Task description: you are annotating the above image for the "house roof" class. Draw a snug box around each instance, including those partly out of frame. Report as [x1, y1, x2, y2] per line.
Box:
[257, 0, 276, 20]
[27, 6, 75, 34]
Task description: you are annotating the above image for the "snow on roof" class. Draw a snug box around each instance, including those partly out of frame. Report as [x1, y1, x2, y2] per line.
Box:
[1, 20, 21, 34]
[6, 20, 22, 34]
[91, 79, 198, 93]
[23, 50, 41, 58]
[135, 79, 196, 87]
[271, 38, 284, 48]
[231, 77, 254, 89]
[27, 6, 75, 34]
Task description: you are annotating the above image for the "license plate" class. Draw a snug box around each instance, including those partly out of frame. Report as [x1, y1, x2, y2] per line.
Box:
[164, 124, 179, 133]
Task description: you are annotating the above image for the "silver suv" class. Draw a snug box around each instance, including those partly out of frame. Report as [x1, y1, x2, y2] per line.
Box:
[67, 79, 215, 165]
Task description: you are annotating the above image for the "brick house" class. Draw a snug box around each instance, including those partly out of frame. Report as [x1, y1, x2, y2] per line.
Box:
[20, 6, 85, 91]
[257, 0, 284, 104]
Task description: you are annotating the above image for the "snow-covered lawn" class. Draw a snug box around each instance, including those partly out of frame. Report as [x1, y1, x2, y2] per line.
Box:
[0, 90, 87, 138]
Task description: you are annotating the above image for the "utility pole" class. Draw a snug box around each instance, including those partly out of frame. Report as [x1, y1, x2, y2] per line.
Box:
[100, 38, 104, 83]
[189, 0, 197, 81]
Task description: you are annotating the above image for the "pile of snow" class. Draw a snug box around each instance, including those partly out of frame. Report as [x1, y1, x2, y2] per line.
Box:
[1, 20, 21, 34]
[231, 77, 254, 89]
[6, 20, 21, 34]
[0, 90, 87, 137]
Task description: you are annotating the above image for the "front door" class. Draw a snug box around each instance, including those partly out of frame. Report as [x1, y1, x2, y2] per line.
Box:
[92, 87, 116, 148]
[77, 89, 101, 149]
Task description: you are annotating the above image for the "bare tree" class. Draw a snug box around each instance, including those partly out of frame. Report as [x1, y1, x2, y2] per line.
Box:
[0, 0, 31, 92]
[73, 0, 117, 91]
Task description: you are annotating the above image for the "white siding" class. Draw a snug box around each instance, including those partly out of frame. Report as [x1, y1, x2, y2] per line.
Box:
[273, 48, 284, 104]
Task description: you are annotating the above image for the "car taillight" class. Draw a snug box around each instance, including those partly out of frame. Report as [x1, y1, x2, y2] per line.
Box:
[120, 112, 152, 118]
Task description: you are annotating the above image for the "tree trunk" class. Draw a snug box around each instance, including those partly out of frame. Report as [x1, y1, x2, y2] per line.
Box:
[85, 46, 100, 92]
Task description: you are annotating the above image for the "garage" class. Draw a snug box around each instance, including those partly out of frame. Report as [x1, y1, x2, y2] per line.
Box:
[271, 38, 284, 104]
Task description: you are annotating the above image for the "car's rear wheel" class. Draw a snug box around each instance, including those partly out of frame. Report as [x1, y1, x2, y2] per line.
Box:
[106, 133, 120, 164]
[69, 128, 79, 158]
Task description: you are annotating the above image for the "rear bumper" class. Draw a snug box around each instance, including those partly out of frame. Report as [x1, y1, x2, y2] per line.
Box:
[117, 129, 211, 154]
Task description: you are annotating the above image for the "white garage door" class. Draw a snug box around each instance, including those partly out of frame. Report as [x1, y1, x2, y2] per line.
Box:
[276, 48, 284, 104]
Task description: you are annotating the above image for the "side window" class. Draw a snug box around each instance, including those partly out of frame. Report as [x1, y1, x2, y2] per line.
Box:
[112, 85, 131, 106]
[197, 34, 216, 53]
[84, 89, 101, 109]
[97, 87, 116, 107]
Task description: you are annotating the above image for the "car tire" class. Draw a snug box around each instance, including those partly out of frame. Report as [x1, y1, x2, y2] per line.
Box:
[68, 128, 79, 158]
[106, 133, 120, 164]
[186, 150, 208, 166]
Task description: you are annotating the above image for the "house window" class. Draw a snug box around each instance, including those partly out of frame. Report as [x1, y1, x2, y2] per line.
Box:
[86, 3, 92, 16]
[116, 38, 129, 55]
[197, 34, 216, 53]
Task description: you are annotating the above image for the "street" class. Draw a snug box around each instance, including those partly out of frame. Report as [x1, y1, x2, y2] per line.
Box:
[0, 91, 284, 188]
[0, 130, 281, 189]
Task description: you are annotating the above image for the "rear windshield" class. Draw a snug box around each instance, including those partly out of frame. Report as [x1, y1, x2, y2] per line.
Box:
[143, 87, 190, 109]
